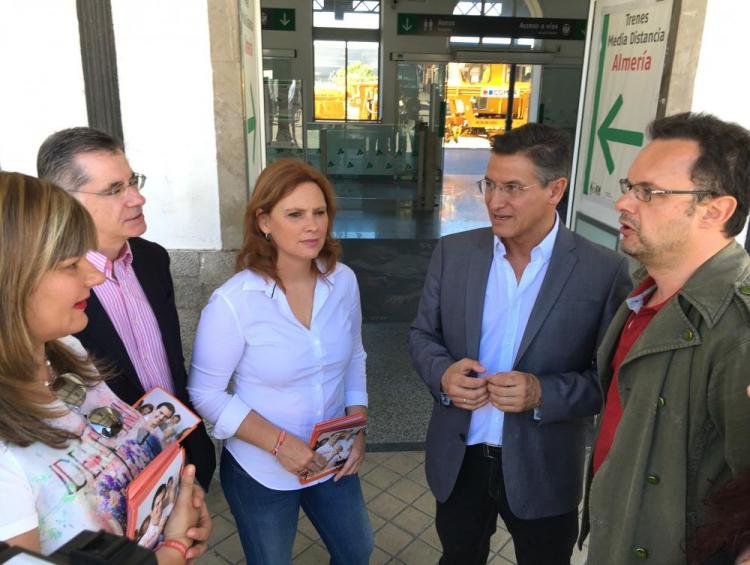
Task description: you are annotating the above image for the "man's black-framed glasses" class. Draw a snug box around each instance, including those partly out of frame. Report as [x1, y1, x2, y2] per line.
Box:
[619, 178, 716, 203]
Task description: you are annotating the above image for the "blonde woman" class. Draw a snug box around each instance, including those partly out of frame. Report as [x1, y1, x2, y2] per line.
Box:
[0, 172, 210, 562]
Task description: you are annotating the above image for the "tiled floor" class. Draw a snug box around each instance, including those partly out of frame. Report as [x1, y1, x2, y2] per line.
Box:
[201, 450, 589, 564]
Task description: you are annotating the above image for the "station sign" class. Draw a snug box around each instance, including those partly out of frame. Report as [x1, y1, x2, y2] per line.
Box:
[261, 7, 295, 31]
[397, 13, 586, 40]
[571, 0, 674, 245]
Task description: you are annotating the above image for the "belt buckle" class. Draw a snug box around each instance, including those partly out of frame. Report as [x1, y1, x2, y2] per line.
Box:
[482, 443, 499, 460]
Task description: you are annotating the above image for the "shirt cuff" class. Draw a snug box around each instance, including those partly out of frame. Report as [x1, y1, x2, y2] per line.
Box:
[213, 395, 252, 439]
[345, 391, 368, 407]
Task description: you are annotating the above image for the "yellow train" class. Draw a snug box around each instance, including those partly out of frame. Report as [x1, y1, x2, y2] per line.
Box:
[314, 82, 378, 121]
[444, 63, 531, 141]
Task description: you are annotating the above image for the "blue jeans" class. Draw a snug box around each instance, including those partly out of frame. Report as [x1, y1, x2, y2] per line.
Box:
[220, 448, 373, 565]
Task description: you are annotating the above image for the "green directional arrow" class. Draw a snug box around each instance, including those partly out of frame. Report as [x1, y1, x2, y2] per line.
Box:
[398, 14, 418, 34]
[246, 87, 257, 164]
[597, 95, 644, 174]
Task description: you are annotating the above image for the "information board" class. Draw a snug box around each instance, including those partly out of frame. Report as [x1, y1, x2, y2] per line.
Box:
[571, 0, 673, 232]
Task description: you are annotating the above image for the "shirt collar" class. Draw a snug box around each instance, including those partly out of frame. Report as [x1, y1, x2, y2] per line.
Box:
[493, 213, 560, 263]
[241, 259, 337, 298]
[87, 242, 133, 280]
[625, 276, 657, 314]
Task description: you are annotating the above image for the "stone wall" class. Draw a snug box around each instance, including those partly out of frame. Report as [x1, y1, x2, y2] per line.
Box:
[169, 249, 237, 361]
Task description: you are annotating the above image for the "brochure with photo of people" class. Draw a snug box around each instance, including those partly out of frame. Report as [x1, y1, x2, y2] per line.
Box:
[299, 413, 368, 485]
[125, 387, 201, 547]
[126, 442, 185, 548]
[133, 387, 201, 447]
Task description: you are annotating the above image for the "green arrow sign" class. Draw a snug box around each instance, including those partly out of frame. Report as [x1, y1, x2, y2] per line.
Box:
[246, 87, 257, 164]
[261, 8, 295, 31]
[400, 15, 415, 33]
[597, 95, 644, 174]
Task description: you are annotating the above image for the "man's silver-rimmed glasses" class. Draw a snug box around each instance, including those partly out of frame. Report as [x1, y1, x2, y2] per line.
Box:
[618, 178, 715, 203]
[68, 173, 146, 197]
[476, 179, 539, 197]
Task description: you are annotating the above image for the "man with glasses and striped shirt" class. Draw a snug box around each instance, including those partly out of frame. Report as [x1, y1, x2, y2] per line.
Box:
[37, 127, 216, 491]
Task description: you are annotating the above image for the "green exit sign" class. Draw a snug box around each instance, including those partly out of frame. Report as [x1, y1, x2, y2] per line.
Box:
[261, 8, 295, 31]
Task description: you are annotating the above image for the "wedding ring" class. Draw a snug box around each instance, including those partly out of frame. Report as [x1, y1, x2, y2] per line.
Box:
[462, 398, 468, 404]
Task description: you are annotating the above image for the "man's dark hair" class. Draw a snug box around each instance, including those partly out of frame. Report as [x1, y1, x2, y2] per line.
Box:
[37, 127, 124, 191]
[156, 401, 176, 416]
[491, 123, 571, 185]
[649, 112, 750, 237]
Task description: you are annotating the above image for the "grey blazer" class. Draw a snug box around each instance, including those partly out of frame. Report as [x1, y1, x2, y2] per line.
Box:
[409, 225, 631, 520]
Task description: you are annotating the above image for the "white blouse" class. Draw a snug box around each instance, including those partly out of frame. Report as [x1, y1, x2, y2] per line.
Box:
[0, 336, 161, 554]
[187, 263, 367, 490]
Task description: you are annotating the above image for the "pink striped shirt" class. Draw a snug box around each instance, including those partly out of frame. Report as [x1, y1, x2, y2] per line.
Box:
[87, 244, 174, 393]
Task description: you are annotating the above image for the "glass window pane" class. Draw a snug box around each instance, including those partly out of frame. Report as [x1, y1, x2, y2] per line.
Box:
[314, 40, 346, 120]
[454, 2, 482, 16]
[346, 42, 379, 121]
[314, 0, 379, 29]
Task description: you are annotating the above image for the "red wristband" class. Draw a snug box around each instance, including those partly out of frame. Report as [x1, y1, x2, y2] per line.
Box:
[159, 539, 189, 560]
[272, 430, 287, 456]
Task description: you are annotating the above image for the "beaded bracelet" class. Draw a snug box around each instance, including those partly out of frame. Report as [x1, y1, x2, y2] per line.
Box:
[272, 430, 287, 456]
[159, 539, 189, 560]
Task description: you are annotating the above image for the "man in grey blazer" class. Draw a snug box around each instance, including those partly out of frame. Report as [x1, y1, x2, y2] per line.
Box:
[409, 123, 631, 565]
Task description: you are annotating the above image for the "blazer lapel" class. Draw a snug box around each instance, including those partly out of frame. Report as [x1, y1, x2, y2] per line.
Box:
[465, 231, 494, 359]
[84, 289, 142, 392]
[514, 226, 578, 366]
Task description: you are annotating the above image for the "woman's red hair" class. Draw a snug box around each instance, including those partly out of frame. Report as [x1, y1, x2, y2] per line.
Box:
[235, 158, 340, 287]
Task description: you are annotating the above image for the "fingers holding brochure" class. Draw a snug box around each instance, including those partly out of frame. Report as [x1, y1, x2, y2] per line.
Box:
[301, 412, 368, 485]
[275, 432, 327, 476]
[333, 429, 366, 481]
[159, 465, 201, 554]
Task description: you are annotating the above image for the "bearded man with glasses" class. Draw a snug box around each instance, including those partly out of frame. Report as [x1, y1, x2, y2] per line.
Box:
[37, 127, 216, 491]
[580, 112, 750, 565]
[409, 123, 631, 565]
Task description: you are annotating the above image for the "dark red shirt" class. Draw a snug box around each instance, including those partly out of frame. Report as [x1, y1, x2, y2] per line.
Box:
[593, 277, 672, 473]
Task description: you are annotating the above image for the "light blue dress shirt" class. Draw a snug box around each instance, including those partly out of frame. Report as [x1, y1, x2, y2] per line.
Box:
[466, 215, 559, 447]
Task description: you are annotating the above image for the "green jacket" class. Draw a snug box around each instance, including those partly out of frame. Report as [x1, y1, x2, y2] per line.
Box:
[583, 241, 750, 565]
